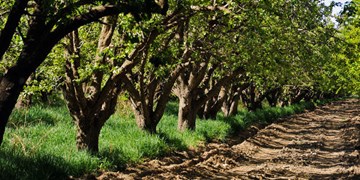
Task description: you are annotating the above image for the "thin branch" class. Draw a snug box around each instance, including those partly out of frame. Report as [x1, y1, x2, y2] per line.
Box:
[0, 0, 29, 60]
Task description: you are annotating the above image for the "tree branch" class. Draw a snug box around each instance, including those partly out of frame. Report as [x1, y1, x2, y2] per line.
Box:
[0, 0, 29, 61]
[195, 67, 245, 108]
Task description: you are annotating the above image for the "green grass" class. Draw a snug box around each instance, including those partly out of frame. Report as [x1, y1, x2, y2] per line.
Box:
[1, 100, 321, 179]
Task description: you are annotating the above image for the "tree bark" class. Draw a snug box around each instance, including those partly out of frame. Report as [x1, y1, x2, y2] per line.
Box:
[0, 72, 25, 143]
[15, 94, 32, 109]
[0, 31, 52, 145]
[290, 88, 308, 105]
[75, 116, 103, 153]
[125, 61, 189, 133]
[175, 63, 244, 131]
[241, 84, 263, 111]
[222, 82, 249, 117]
[69, 94, 117, 153]
[178, 93, 196, 131]
[63, 82, 118, 153]
[200, 86, 227, 119]
[265, 87, 281, 107]
[222, 94, 240, 117]
[131, 103, 157, 133]
[227, 97, 239, 116]
[175, 65, 206, 131]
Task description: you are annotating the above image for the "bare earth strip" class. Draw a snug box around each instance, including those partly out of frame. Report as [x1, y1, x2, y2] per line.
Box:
[97, 99, 360, 179]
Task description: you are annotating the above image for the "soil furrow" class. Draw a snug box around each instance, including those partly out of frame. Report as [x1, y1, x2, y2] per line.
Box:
[97, 99, 360, 179]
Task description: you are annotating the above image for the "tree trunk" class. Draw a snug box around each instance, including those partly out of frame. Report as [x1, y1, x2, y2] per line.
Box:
[131, 103, 158, 133]
[75, 116, 103, 153]
[63, 76, 120, 153]
[266, 96, 278, 107]
[265, 87, 281, 107]
[241, 84, 265, 111]
[223, 96, 239, 117]
[198, 98, 212, 119]
[222, 82, 249, 117]
[63, 88, 118, 153]
[201, 97, 217, 119]
[201, 98, 220, 119]
[0, 74, 25, 144]
[178, 94, 196, 131]
[135, 114, 158, 133]
[228, 98, 239, 115]
[15, 74, 35, 109]
[0, 58, 51, 145]
[290, 89, 307, 105]
[15, 94, 32, 109]
[40, 91, 49, 104]
[201, 86, 227, 119]
[204, 109, 218, 119]
[197, 105, 205, 119]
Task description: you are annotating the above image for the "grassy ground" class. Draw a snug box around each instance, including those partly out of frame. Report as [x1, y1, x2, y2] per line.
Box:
[0, 100, 320, 180]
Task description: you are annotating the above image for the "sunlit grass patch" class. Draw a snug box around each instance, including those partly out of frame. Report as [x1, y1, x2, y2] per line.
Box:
[1, 100, 323, 179]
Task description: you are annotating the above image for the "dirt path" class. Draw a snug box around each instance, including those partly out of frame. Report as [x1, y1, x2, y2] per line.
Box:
[98, 99, 360, 179]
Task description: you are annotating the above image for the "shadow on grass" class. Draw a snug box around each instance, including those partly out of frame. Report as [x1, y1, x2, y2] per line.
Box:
[96, 121, 190, 170]
[8, 112, 56, 128]
[157, 132, 188, 151]
[97, 131, 189, 171]
[0, 100, 321, 179]
[8, 106, 71, 128]
[218, 115, 244, 135]
[0, 149, 79, 180]
[98, 149, 129, 171]
[164, 101, 179, 117]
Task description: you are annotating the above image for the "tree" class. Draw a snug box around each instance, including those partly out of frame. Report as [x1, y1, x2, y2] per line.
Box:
[123, 16, 193, 133]
[221, 79, 250, 117]
[173, 27, 245, 131]
[61, 10, 183, 152]
[61, 16, 122, 153]
[333, 0, 360, 96]
[0, 0, 168, 145]
[235, 0, 339, 109]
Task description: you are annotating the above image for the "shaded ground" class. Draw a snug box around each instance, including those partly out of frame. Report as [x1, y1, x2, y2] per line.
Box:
[96, 99, 360, 179]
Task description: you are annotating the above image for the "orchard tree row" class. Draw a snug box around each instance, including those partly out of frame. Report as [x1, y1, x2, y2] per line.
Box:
[0, 0, 359, 153]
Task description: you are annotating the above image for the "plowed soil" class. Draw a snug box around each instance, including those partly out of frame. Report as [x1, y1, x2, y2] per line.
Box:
[97, 99, 360, 179]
